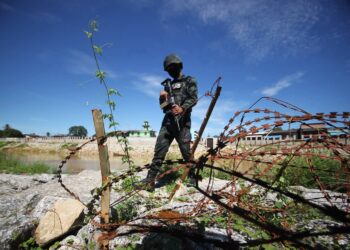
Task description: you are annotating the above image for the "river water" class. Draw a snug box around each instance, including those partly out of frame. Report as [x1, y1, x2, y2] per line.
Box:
[8, 152, 149, 174]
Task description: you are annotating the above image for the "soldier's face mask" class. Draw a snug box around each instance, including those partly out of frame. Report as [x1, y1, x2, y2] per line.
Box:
[166, 64, 182, 79]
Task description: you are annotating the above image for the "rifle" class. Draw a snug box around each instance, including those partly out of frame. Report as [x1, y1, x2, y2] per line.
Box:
[160, 78, 181, 131]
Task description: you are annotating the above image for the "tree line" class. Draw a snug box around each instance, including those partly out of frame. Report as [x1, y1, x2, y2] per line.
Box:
[0, 125, 88, 138]
[0, 124, 24, 138]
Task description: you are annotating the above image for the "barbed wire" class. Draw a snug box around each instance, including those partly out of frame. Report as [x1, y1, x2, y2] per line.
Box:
[55, 96, 349, 248]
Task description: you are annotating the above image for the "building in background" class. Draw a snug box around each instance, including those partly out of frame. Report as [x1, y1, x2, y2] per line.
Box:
[204, 122, 349, 148]
[128, 121, 156, 138]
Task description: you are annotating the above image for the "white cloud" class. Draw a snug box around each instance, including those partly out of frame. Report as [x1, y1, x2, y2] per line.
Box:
[164, 0, 322, 61]
[131, 74, 164, 98]
[192, 97, 247, 135]
[66, 50, 118, 79]
[261, 72, 304, 96]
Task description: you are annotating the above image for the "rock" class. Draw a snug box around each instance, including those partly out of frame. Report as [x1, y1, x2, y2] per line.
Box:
[33, 174, 54, 184]
[32, 196, 66, 219]
[0, 170, 102, 250]
[76, 223, 95, 245]
[293, 219, 350, 248]
[205, 227, 247, 244]
[0, 174, 33, 194]
[291, 186, 349, 211]
[1, 170, 349, 249]
[0, 191, 41, 250]
[35, 199, 85, 246]
[56, 235, 82, 250]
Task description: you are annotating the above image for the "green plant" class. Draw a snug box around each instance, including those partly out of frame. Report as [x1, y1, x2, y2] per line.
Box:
[0, 141, 12, 148]
[274, 155, 343, 192]
[85, 19, 136, 184]
[115, 244, 137, 250]
[201, 167, 232, 180]
[0, 152, 53, 174]
[50, 241, 61, 249]
[120, 176, 140, 193]
[83, 240, 97, 250]
[144, 193, 162, 210]
[60, 142, 78, 150]
[11, 230, 21, 241]
[83, 20, 145, 224]
[165, 182, 177, 193]
[196, 212, 228, 229]
[66, 238, 74, 245]
[111, 198, 139, 222]
[187, 187, 197, 194]
[175, 196, 190, 202]
[19, 237, 42, 250]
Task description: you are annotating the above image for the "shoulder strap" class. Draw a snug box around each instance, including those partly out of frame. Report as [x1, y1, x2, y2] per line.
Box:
[184, 75, 193, 83]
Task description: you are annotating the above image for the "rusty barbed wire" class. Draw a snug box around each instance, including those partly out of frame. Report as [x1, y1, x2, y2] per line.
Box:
[55, 96, 350, 248]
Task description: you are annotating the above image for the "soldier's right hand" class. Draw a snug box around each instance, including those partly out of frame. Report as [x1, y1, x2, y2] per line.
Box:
[160, 90, 168, 100]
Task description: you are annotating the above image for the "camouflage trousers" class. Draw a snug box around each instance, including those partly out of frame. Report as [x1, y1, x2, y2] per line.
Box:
[150, 124, 191, 174]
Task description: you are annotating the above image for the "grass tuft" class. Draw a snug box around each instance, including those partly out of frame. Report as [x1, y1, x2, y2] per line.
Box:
[0, 151, 54, 174]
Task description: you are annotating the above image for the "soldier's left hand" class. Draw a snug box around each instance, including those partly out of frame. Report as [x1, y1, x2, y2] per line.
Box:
[172, 105, 183, 115]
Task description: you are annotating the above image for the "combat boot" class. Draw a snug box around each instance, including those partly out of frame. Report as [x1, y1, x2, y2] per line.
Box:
[139, 169, 157, 192]
[187, 169, 197, 186]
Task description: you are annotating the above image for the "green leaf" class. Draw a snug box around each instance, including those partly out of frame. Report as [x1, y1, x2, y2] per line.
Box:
[109, 121, 119, 128]
[84, 31, 93, 38]
[122, 155, 128, 162]
[118, 138, 126, 143]
[93, 45, 103, 55]
[275, 201, 284, 209]
[95, 71, 106, 83]
[108, 88, 121, 96]
[107, 100, 116, 110]
[103, 114, 113, 122]
[89, 20, 99, 32]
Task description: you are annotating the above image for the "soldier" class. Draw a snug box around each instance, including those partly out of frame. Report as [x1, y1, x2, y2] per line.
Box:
[142, 53, 198, 191]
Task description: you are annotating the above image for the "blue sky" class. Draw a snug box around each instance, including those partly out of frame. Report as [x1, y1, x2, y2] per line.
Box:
[0, 0, 349, 137]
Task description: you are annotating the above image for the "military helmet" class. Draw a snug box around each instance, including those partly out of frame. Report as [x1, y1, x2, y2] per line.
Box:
[163, 53, 183, 71]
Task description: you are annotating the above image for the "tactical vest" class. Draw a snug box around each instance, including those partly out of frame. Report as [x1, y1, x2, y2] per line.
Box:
[161, 75, 196, 128]
[163, 75, 194, 112]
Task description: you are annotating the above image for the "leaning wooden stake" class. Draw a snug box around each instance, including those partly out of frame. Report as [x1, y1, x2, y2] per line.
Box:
[92, 109, 111, 249]
[168, 78, 222, 200]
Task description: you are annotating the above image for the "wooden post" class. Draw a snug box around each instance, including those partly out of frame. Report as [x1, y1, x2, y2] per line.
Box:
[168, 81, 222, 201]
[92, 109, 111, 223]
[92, 109, 111, 249]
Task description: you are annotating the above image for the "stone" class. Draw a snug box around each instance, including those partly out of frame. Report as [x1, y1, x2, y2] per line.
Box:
[291, 186, 349, 211]
[33, 174, 54, 184]
[32, 196, 66, 219]
[35, 198, 85, 246]
[56, 235, 82, 250]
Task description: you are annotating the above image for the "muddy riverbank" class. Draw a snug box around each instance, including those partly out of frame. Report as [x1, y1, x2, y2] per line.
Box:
[0, 138, 209, 173]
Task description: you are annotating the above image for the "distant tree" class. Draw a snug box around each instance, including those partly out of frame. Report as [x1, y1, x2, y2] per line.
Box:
[1, 124, 24, 138]
[69, 126, 88, 137]
[46, 132, 50, 137]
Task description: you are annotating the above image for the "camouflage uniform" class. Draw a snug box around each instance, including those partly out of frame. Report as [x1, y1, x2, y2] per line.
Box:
[150, 74, 198, 174]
